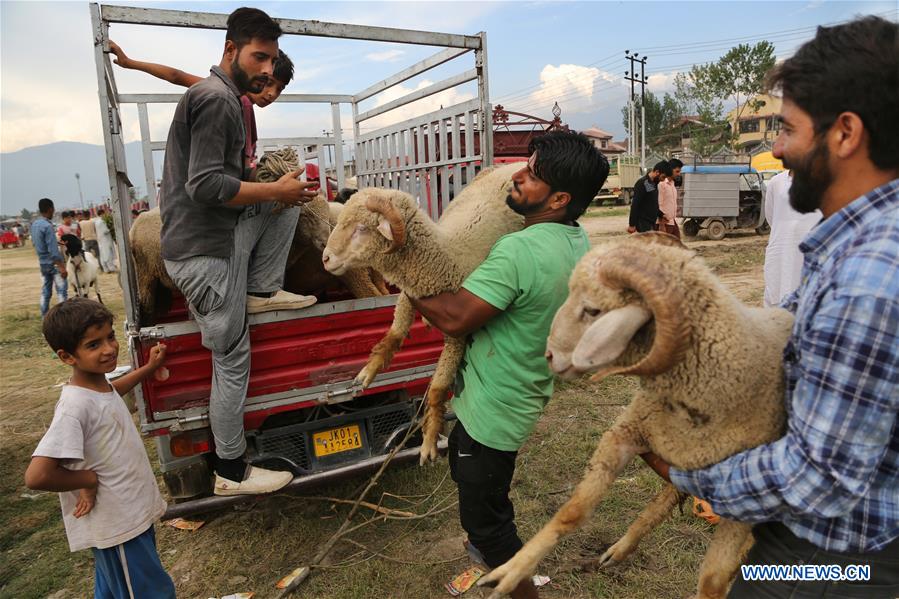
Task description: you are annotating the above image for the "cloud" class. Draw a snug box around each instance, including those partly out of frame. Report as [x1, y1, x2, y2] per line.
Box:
[365, 49, 405, 62]
[358, 79, 476, 132]
[521, 64, 623, 115]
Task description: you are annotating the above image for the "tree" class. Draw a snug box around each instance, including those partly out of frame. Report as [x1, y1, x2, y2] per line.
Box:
[20, 208, 33, 221]
[689, 41, 776, 148]
[620, 91, 681, 150]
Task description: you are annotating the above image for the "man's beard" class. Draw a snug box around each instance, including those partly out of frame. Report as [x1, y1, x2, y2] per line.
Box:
[232, 55, 267, 94]
[784, 139, 832, 214]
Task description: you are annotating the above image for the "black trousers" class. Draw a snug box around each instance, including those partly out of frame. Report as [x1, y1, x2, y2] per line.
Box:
[448, 421, 522, 568]
[728, 522, 899, 599]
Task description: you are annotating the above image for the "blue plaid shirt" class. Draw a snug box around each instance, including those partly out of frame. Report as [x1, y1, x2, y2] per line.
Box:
[670, 178, 899, 553]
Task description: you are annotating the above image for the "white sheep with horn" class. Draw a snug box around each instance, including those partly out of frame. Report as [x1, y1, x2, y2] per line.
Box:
[478, 232, 793, 599]
[321, 163, 526, 464]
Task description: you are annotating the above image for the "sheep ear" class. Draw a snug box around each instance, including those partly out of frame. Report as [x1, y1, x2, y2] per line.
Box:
[571, 305, 652, 371]
[376, 216, 394, 241]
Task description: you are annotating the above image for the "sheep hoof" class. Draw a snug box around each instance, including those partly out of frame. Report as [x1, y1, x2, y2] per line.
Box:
[418, 440, 440, 466]
[597, 538, 634, 568]
[354, 365, 378, 389]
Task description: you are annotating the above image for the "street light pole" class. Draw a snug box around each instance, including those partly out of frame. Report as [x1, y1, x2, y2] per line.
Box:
[75, 173, 85, 211]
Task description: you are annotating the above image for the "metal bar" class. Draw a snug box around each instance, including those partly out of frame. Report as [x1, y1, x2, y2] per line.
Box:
[397, 129, 407, 193]
[161, 438, 448, 519]
[330, 103, 346, 190]
[439, 115, 450, 212]
[354, 46, 472, 102]
[356, 69, 477, 123]
[100, 5, 482, 48]
[91, 4, 141, 331]
[476, 32, 493, 166]
[117, 92, 353, 105]
[136, 103, 156, 204]
[358, 154, 477, 177]
[464, 111, 475, 187]
[428, 121, 439, 220]
[357, 99, 480, 144]
[450, 114, 462, 197]
[351, 100, 362, 185]
[416, 125, 426, 202]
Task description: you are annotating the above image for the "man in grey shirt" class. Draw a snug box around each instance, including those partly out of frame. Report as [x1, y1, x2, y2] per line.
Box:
[160, 7, 317, 496]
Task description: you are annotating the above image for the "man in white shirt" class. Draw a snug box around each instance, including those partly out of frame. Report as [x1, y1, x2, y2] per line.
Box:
[763, 170, 821, 307]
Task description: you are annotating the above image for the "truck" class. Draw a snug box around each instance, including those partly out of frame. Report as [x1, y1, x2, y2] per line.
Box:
[91, 4, 493, 514]
[678, 158, 767, 240]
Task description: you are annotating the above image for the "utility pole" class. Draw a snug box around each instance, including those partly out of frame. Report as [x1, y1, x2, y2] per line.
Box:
[625, 52, 649, 168]
[74, 173, 85, 211]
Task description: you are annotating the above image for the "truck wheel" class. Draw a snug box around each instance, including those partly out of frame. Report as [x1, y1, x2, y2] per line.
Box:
[707, 220, 727, 241]
[755, 222, 770, 235]
[683, 219, 700, 238]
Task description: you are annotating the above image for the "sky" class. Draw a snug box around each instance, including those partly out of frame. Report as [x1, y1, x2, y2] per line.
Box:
[1, 0, 896, 156]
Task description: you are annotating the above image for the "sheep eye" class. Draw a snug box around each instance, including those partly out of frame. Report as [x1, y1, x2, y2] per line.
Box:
[582, 307, 601, 319]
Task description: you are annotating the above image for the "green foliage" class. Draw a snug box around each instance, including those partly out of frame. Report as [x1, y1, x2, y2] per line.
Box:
[101, 212, 116, 243]
[689, 42, 776, 148]
[620, 91, 682, 150]
[19, 208, 32, 221]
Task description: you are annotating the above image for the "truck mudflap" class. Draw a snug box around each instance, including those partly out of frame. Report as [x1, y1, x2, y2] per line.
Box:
[162, 437, 448, 520]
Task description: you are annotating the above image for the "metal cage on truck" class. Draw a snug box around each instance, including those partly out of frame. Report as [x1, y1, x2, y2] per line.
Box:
[90, 3, 493, 508]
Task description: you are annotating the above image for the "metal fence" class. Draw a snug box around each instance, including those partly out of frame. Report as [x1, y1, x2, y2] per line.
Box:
[90, 3, 492, 332]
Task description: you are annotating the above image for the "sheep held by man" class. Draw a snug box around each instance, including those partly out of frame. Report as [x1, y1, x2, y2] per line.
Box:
[60, 234, 103, 303]
[322, 163, 526, 464]
[479, 232, 793, 599]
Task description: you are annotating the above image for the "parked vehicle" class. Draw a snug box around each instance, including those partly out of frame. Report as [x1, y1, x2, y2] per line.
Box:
[92, 4, 492, 511]
[0, 229, 21, 248]
[678, 159, 767, 240]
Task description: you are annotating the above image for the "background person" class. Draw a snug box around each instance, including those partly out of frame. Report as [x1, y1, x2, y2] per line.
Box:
[32, 198, 68, 316]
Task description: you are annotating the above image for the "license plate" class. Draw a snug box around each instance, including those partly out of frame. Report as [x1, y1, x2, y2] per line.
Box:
[312, 424, 363, 457]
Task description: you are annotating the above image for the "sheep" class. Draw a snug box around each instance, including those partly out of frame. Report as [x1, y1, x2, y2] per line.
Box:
[478, 231, 794, 599]
[129, 208, 177, 323]
[60, 233, 103, 303]
[321, 163, 526, 464]
[129, 200, 386, 324]
[283, 194, 388, 298]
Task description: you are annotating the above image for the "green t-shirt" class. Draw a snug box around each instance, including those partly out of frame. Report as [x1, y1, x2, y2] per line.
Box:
[452, 222, 590, 451]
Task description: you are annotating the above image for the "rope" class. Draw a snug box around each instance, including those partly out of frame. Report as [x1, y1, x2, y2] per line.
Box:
[256, 147, 299, 183]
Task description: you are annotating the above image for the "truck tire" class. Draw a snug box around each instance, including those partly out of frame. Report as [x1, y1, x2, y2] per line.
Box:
[617, 189, 632, 206]
[683, 219, 700, 238]
[755, 222, 770, 235]
[707, 220, 727, 241]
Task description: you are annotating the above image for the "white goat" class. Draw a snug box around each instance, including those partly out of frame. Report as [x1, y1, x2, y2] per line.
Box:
[60, 234, 103, 303]
[322, 164, 525, 463]
[479, 232, 793, 599]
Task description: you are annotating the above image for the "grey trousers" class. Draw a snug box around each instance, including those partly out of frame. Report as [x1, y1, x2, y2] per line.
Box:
[164, 202, 299, 460]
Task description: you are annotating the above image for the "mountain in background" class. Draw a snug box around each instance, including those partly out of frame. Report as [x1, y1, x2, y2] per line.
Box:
[0, 141, 163, 217]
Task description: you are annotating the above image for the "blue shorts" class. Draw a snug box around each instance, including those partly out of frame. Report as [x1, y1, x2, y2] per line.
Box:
[92, 525, 175, 599]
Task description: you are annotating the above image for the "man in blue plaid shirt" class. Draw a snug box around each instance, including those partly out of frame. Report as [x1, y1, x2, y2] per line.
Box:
[643, 16, 899, 598]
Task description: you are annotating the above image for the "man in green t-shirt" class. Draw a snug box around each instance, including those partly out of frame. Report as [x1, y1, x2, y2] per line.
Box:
[409, 131, 609, 598]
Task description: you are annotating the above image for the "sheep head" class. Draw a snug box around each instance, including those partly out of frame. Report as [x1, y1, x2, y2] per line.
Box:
[322, 188, 412, 276]
[293, 193, 332, 252]
[546, 232, 692, 381]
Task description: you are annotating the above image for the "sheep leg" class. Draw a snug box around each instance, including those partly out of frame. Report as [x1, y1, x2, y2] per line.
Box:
[94, 280, 103, 305]
[356, 292, 414, 388]
[694, 519, 753, 599]
[480, 410, 647, 597]
[596, 483, 683, 568]
[419, 336, 464, 465]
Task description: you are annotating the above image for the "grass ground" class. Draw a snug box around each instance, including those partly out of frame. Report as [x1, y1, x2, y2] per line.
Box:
[0, 228, 767, 599]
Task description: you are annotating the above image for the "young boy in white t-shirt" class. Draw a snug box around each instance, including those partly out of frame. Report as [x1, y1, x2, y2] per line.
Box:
[25, 298, 175, 598]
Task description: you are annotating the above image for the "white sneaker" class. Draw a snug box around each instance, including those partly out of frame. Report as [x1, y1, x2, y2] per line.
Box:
[213, 465, 294, 496]
[246, 290, 317, 314]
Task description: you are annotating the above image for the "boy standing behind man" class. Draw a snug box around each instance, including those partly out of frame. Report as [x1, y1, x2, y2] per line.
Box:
[25, 298, 175, 598]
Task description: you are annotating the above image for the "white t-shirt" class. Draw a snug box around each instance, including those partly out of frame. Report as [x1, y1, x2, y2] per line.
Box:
[33, 385, 166, 551]
[763, 171, 822, 307]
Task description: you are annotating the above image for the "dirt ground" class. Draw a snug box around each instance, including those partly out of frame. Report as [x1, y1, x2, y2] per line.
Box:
[0, 212, 768, 598]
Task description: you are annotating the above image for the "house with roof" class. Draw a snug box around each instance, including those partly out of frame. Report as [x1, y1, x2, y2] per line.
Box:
[581, 126, 628, 156]
[726, 93, 783, 152]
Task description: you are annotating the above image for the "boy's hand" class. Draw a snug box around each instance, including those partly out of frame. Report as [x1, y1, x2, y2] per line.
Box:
[72, 470, 98, 518]
[147, 343, 167, 370]
[73, 486, 97, 518]
[107, 41, 131, 67]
